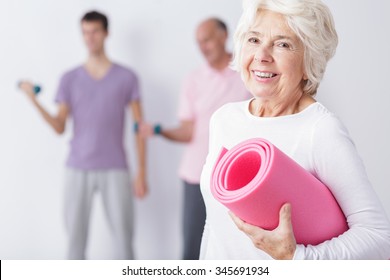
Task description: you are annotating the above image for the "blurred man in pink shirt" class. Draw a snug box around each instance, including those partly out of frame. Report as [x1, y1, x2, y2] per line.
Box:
[140, 18, 250, 259]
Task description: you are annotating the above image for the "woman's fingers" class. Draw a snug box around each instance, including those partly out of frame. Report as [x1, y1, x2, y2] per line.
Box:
[279, 203, 293, 232]
[229, 203, 296, 259]
[229, 211, 266, 237]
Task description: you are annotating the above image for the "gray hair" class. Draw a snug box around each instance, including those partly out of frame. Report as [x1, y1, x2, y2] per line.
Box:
[232, 0, 338, 96]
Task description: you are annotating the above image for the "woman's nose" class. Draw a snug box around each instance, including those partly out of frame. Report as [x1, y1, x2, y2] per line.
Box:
[254, 45, 273, 63]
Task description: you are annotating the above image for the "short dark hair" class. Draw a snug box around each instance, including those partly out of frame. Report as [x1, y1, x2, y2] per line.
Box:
[213, 18, 228, 34]
[81, 10, 108, 31]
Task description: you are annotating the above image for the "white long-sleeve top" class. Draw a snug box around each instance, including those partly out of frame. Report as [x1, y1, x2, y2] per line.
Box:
[199, 100, 390, 259]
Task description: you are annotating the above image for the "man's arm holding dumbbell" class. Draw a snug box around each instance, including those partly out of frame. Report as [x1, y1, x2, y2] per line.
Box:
[19, 81, 68, 134]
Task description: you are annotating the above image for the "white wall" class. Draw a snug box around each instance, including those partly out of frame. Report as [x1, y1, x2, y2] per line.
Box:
[0, 0, 389, 259]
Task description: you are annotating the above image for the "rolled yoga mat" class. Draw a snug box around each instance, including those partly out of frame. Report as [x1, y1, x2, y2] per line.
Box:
[210, 138, 348, 245]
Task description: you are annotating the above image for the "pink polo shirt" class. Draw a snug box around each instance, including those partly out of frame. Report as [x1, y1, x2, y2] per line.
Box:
[177, 64, 251, 184]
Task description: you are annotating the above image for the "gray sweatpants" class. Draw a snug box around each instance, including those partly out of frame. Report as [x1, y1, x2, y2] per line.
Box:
[64, 168, 134, 259]
[182, 181, 206, 260]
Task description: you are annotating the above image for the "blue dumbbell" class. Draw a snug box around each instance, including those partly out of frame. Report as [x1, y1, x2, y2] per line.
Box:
[18, 81, 42, 95]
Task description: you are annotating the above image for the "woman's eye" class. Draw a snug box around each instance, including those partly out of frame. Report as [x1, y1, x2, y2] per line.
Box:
[248, 37, 260, 44]
[278, 42, 290, 48]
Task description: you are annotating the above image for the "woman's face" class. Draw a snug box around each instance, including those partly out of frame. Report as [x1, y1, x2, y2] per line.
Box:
[241, 10, 307, 101]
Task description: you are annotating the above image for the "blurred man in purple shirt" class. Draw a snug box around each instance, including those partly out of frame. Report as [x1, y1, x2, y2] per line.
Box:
[19, 11, 147, 259]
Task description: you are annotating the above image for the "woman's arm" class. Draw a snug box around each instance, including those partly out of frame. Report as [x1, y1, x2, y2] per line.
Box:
[296, 114, 390, 259]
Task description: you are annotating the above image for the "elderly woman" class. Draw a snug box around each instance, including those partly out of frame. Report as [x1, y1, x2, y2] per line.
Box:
[199, 0, 390, 260]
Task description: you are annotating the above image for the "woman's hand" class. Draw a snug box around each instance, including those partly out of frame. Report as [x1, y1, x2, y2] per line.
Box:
[229, 203, 296, 260]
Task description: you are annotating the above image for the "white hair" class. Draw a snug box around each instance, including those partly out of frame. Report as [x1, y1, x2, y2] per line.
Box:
[232, 0, 338, 96]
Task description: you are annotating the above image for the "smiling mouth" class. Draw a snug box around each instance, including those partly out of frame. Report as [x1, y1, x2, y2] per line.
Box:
[253, 71, 277, 78]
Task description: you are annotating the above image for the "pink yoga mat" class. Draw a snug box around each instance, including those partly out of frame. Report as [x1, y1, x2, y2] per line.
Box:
[211, 138, 348, 245]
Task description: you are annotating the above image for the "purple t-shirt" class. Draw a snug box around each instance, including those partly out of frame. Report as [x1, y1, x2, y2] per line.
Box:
[55, 63, 140, 170]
